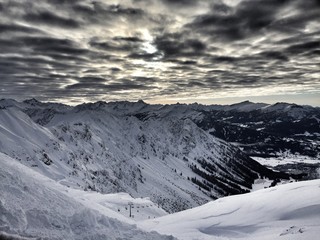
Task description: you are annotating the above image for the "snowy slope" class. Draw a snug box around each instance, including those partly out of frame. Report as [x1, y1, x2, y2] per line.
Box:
[0, 152, 174, 240]
[0, 106, 214, 212]
[0, 100, 292, 213]
[140, 179, 320, 240]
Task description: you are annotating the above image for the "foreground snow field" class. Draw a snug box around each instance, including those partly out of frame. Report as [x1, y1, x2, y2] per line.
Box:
[0, 153, 174, 240]
[1, 151, 320, 239]
[140, 179, 320, 240]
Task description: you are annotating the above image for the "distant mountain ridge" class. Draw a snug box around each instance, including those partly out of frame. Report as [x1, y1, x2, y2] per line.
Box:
[2, 98, 318, 158]
[0, 99, 315, 212]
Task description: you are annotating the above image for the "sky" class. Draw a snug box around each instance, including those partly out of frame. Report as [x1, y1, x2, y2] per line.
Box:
[0, 0, 319, 106]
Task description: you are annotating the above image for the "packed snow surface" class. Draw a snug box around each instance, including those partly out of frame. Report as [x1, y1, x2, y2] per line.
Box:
[140, 179, 320, 240]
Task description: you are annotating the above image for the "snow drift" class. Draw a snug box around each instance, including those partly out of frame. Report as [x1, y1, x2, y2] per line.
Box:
[140, 179, 320, 240]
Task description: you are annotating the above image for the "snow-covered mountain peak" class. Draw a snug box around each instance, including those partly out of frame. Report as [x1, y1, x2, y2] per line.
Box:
[23, 97, 41, 105]
[0, 98, 21, 109]
[226, 100, 268, 112]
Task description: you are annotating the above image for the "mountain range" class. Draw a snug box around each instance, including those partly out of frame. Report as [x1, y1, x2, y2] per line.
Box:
[1, 99, 317, 213]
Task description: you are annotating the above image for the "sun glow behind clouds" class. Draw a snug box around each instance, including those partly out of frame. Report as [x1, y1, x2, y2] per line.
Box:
[140, 29, 157, 54]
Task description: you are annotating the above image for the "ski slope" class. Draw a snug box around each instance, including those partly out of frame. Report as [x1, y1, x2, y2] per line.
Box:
[140, 179, 320, 240]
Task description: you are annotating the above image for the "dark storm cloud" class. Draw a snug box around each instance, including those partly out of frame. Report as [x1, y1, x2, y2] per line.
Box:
[66, 79, 155, 92]
[113, 36, 144, 42]
[61, 70, 159, 94]
[24, 11, 80, 28]
[2, 0, 147, 28]
[187, 80, 206, 87]
[46, 0, 89, 5]
[107, 4, 144, 16]
[160, 0, 198, 7]
[133, 76, 158, 85]
[71, 2, 147, 25]
[169, 60, 198, 65]
[211, 56, 238, 63]
[295, 0, 320, 9]
[0, 35, 91, 67]
[19, 36, 89, 56]
[77, 76, 107, 83]
[0, 55, 71, 70]
[286, 41, 320, 55]
[187, 0, 320, 41]
[110, 67, 122, 73]
[209, 51, 290, 65]
[257, 51, 289, 61]
[0, 39, 23, 54]
[154, 33, 207, 59]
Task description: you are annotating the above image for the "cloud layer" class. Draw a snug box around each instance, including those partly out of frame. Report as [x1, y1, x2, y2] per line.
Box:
[0, 0, 319, 104]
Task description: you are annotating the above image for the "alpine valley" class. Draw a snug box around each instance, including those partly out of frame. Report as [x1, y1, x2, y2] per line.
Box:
[0, 98, 319, 240]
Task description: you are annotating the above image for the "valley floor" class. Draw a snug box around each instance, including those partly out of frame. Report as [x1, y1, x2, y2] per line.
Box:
[252, 155, 320, 168]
